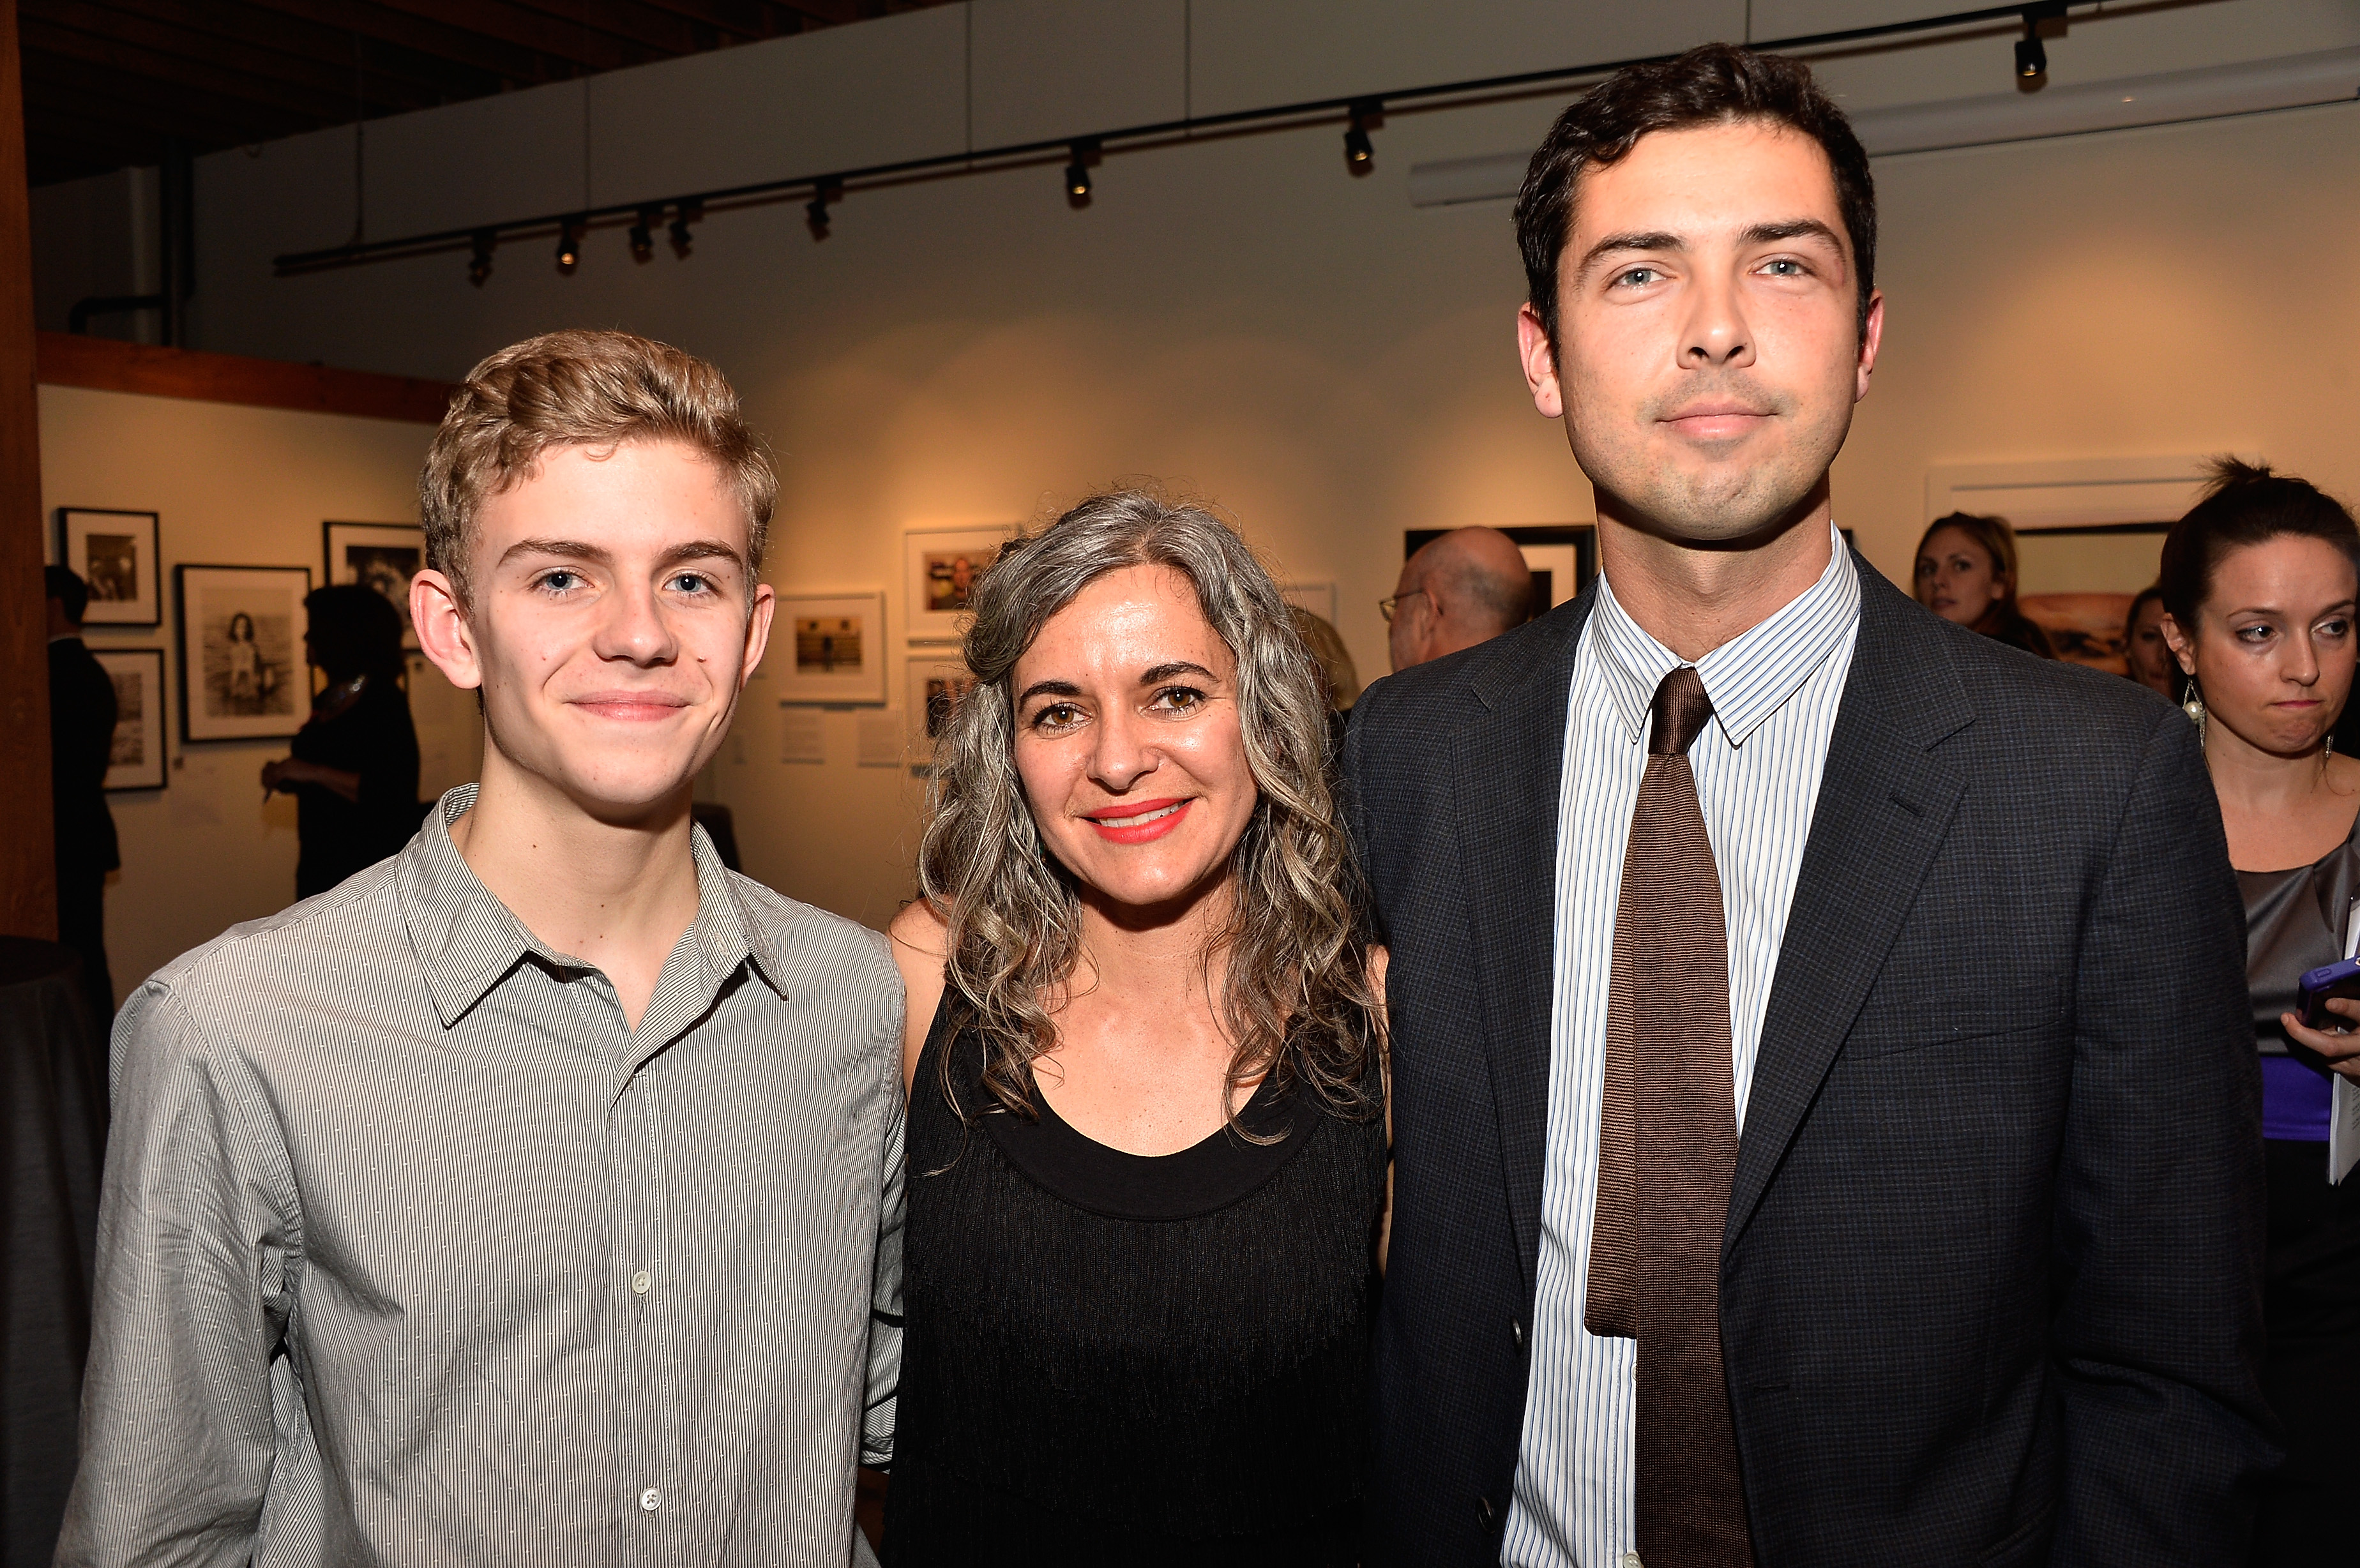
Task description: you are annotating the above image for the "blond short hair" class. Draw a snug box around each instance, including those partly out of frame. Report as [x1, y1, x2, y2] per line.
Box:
[419, 329, 776, 603]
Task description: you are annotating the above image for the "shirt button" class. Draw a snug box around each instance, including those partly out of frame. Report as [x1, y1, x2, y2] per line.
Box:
[640, 1487, 661, 1512]
[1623, 1554, 1644, 1568]
[631, 1270, 652, 1296]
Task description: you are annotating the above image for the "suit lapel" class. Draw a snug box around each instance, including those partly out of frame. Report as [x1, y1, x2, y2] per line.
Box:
[1455, 588, 1593, 1289]
[1727, 565, 1974, 1249]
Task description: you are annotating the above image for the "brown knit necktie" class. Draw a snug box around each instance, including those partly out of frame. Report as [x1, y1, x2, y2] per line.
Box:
[1585, 665, 1754, 1567]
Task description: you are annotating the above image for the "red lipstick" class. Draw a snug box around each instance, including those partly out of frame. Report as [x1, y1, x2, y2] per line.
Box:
[1082, 798, 1191, 844]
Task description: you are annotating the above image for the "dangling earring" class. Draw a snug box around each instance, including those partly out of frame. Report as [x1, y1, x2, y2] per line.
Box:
[2182, 681, 2207, 750]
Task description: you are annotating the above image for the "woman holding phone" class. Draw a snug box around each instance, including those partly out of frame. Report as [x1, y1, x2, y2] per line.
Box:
[2158, 459, 2360, 1563]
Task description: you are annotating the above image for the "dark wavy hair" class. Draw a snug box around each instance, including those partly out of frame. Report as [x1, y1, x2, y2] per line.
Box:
[2159, 458, 2360, 632]
[1515, 43, 1875, 352]
[304, 584, 406, 683]
[916, 490, 1381, 1133]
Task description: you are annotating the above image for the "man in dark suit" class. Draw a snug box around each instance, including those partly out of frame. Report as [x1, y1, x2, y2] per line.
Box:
[1345, 45, 2273, 1567]
[48, 564, 119, 1025]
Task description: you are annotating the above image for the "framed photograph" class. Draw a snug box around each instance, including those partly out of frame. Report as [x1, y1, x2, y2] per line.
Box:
[92, 648, 166, 790]
[175, 564, 310, 742]
[907, 651, 980, 769]
[56, 508, 160, 627]
[905, 525, 1011, 641]
[775, 591, 886, 704]
[325, 521, 425, 648]
[2013, 523, 2172, 674]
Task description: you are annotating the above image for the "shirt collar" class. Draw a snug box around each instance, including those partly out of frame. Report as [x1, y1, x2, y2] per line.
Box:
[1588, 520, 1861, 750]
[397, 783, 784, 1029]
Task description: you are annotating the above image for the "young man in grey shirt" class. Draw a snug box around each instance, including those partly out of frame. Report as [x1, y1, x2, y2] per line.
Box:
[59, 330, 905, 1567]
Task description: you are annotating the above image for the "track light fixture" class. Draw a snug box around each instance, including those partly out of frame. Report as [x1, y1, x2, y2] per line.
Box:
[669, 200, 700, 258]
[806, 177, 841, 237]
[1345, 100, 1380, 171]
[467, 229, 495, 287]
[556, 215, 585, 271]
[1065, 138, 1098, 204]
[628, 205, 661, 262]
[2016, 3, 2066, 82]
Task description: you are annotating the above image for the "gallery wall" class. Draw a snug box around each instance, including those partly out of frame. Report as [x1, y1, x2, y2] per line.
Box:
[27, 0, 2360, 942]
[38, 385, 470, 1004]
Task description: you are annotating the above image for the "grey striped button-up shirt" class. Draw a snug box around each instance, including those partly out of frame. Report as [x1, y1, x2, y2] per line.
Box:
[59, 785, 905, 1568]
[1504, 528, 1861, 1567]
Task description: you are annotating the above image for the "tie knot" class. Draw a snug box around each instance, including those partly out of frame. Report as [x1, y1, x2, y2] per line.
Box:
[1648, 666, 1714, 756]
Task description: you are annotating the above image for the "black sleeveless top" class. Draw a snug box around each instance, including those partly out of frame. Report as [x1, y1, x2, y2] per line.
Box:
[882, 991, 1387, 1565]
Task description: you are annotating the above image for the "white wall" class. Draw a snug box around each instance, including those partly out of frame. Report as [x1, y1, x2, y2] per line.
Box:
[39, 386, 471, 1002]
[29, 0, 2360, 933]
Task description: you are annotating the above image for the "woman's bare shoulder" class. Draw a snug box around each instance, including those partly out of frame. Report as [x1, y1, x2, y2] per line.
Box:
[888, 899, 951, 1090]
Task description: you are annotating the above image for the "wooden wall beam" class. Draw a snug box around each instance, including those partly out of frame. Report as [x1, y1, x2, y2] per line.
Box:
[0, 1, 58, 941]
[36, 333, 458, 425]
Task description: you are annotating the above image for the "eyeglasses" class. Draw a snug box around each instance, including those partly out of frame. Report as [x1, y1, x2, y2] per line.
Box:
[1378, 589, 1428, 624]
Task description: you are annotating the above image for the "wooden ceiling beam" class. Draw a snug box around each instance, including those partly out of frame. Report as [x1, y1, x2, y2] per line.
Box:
[20, 17, 391, 124]
[347, 0, 656, 73]
[623, 0, 782, 40]
[38, 0, 483, 102]
[493, 0, 721, 54]
[231, 0, 563, 87]
[22, 66, 302, 144]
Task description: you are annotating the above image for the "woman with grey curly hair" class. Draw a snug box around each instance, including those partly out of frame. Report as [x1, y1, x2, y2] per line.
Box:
[882, 489, 1388, 1563]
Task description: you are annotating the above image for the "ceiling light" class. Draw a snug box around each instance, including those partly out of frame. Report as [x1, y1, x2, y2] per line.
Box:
[556, 216, 584, 271]
[806, 177, 840, 237]
[1064, 137, 1100, 203]
[669, 201, 699, 258]
[1345, 100, 1380, 170]
[628, 205, 661, 262]
[467, 229, 495, 287]
[2016, 3, 2066, 82]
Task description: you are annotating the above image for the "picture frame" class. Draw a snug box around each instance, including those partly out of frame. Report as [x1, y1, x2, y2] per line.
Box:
[56, 508, 161, 627]
[1405, 525, 1596, 620]
[176, 564, 311, 742]
[92, 647, 167, 791]
[325, 520, 426, 649]
[905, 525, 1012, 642]
[774, 591, 886, 705]
[907, 651, 980, 769]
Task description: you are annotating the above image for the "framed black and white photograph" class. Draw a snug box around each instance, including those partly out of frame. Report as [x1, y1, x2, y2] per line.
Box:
[907, 651, 979, 769]
[56, 508, 160, 627]
[325, 520, 425, 648]
[176, 564, 310, 742]
[92, 647, 167, 790]
[905, 525, 1011, 641]
[774, 591, 886, 704]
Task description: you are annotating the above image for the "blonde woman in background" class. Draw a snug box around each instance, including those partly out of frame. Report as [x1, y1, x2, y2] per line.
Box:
[884, 491, 1386, 1564]
[1913, 510, 2059, 659]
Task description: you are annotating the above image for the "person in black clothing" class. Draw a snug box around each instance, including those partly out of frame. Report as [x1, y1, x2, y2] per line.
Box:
[261, 584, 420, 900]
[883, 491, 1388, 1564]
[2154, 458, 2360, 1565]
[47, 565, 119, 1024]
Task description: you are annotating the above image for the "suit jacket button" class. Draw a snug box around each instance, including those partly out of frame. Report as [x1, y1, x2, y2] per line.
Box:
[1512, 1318, 1524, 1348]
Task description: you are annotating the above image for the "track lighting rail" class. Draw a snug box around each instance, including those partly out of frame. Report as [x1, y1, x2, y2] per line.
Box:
[273, 1, 2098, 278]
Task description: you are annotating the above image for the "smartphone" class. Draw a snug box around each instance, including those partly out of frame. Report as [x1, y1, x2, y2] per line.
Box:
[2297, 956, 2360, 1030]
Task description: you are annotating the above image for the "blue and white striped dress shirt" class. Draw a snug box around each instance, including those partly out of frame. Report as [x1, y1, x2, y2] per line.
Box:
[1501, 525, 1861, 1567]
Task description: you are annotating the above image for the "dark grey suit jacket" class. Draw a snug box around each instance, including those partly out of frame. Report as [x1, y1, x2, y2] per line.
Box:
[1343, 555, 2274, 1565]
